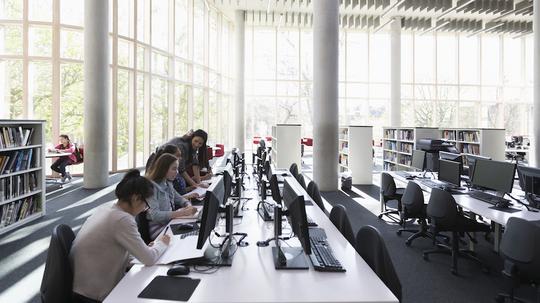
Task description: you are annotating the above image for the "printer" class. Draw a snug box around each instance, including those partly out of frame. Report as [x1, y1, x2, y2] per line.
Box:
[417, 139, 459, 171]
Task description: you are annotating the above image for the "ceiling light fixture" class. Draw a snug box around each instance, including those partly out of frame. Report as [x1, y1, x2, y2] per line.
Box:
[437, 0, 475, 20]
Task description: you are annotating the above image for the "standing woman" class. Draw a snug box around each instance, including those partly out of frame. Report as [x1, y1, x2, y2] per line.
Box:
[146, 153, 198, 240]
[167, 129, 208, 187]
[49, 134, 77, 182]
[70, 169, 170, 302]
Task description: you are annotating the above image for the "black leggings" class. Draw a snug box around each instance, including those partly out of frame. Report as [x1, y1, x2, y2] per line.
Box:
[51, 157, 73, 177]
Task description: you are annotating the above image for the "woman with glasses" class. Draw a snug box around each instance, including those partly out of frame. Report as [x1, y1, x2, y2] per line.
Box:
[70, 169, 170, 303]
[146, 153, 198, 240]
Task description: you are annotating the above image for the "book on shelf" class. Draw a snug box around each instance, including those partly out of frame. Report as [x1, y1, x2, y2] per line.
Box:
[384, 129, 396, 139]
[0, 172, 38, 201]
[0, 149, 37, 174]
[442, 130, 456, 141]
[0, 127, 34, 149]
[460, 143, 480, 155]
[458, 131, 479, 142]
[397, 129, 414, 141]
[0, 196, 39, 228]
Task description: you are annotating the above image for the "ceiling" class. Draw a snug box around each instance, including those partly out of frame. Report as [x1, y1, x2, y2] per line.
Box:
[209, 0, 534, 36]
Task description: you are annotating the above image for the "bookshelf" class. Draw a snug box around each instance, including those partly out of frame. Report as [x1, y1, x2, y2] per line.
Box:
[382, 127, 439, 171]
[0, 120, 46, 235]
[440, 128, 505, 161]
[271, 124, 301, 171]
[338, 126, 373, 184]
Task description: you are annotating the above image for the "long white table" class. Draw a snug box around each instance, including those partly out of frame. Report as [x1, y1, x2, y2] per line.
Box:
[105, 173, 398, 303]
[389, 172, 540, 252]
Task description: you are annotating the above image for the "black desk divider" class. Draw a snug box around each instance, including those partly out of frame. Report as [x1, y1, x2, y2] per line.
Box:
[138, 276, 201, 301]
[488, 206, 521, 213]
[170, 223, 200, 236]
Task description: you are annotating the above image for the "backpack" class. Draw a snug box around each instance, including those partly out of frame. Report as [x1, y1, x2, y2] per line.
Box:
[74, 143, 84, 163]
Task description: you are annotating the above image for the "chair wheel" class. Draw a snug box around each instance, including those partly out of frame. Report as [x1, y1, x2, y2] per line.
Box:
[405, 240, 411, 246]
[423, 253, 429, 261]
[396, 230, 402, 236]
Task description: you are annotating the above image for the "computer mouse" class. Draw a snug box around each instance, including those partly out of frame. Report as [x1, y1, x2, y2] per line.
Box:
[495, 201, 510, 209]
[177, 223, 195, 231]
[281, 173, 289, 176]
[167, 265, 190, 276]
[405, 176, 415, 180]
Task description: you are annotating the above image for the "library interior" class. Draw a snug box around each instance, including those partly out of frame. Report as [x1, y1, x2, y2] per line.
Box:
[1, 0, 540, 302]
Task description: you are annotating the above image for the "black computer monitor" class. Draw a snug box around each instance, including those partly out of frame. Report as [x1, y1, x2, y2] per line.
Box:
[438, 159, 461, 187]
[411, 149, 426, 171]
[282, 178, 311, 255]
[196, 176, 224, 249]
[517, 165, 540, 196]
[471, 159, 516, 194]
[464, 154, 491, 181]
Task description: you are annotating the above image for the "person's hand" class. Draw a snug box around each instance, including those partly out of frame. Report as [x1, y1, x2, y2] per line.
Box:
[197, 182, 209, 189]
[186, 193, 199, 199]
[175, 206, 198, 217]
[159, 234, 170, 246]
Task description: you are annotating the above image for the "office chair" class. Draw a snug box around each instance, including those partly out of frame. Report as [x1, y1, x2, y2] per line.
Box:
[329, 204, 355, 245]
[289, 163, 299, 178]
[40, 224, 75, 303]
[397, 181, 430, 246]
[378, 173, 404, 222]
[269, 174, 282, 205]
[496, 217, 540, 303]
[223, 170, 233, 202]
[296, 174, 307, 190]
[135, 211, 151, 245]
[355, 225, 402, 302]
[307, 181, 329, 216]
[423, 188, 490, 275]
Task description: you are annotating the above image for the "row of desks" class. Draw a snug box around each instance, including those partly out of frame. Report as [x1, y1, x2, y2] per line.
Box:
[104, 160, 398, 302]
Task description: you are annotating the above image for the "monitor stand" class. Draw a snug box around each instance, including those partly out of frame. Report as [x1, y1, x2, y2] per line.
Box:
[199, 237, 236, 267]
[272, 246, 309, 270]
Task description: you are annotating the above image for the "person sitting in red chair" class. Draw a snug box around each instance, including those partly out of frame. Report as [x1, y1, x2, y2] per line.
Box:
[48, 134, 77, 182]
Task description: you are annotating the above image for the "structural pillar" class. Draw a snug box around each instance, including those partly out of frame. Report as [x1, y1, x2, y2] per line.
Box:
[390, 17, 401, 127]
[234, 10, 245, 153]
[533, 0, 540, 167]
[313, 0, 339, 191]
[83, 0, 109, 188]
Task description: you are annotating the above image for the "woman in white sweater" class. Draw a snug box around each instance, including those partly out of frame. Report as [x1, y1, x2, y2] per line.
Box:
[70, 169, 170, 303]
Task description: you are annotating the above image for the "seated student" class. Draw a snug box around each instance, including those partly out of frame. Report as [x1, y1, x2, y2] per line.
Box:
[194, 144, 213, 181]
[48, 134, 77, 182]
[146, 144, 197, 196]
[70, 169, 170, 303]
[146, 153, 198, 240]
[167, 129, 209, 187]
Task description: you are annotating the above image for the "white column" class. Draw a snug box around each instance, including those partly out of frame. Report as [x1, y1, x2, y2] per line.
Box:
[84, 0, 109, 188]
[533, 0, 540, 167]
[313, 0, 339, 191]
[234, 10, 245, 153]
[390, 17, 401, 127]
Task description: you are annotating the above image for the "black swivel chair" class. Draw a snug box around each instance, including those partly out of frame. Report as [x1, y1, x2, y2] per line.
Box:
[397, 181, 430, 246]
[423, 188, 490, 275]
[307, 181, 329, 216]
[496, 217, 540, 303]
[40, 224, 75, 303]
[289, 163, 299, 178]
[355, 225, 402, 302]
[135, 211, 151, 244]
[223, 170, 232, 202]
[296, 174, 307, 190]
[269, 174, 282, 205]
[329, 204, 355, 245]
[378, 173, 405, 222]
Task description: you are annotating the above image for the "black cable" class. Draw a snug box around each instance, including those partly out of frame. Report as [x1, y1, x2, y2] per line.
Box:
[507, 193, 538, 212]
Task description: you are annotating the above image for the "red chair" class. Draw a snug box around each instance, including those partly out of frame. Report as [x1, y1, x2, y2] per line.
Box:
[214, 144, 224, 157]
[253, 136, 261, 145]
[301, 138, 313, 157]
[206, 146, 214, 160]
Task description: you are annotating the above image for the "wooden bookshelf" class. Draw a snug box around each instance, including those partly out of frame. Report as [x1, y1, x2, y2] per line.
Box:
[440, 128, 505, 161]
[338, 126, 373, 184]
[0, 120, 46, 235]
[271, 124, 301, 171]
[382, 127, 439, 171]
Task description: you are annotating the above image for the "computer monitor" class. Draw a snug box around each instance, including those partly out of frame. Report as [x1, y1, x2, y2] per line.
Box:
[517, 165, 540, 196]
[464, 154, 491, 181]
[471, 159, 516, 194]
[438, 159, 461, 187]
[512, 136, 523, 145]
[282, 178, 311, 255]
[411, 150, 426, 171]
[196, 176, 224, 249]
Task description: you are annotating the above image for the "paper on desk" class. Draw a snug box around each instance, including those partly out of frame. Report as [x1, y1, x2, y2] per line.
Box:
[186, 186, 207, 198]
[175, 205, 203, 219]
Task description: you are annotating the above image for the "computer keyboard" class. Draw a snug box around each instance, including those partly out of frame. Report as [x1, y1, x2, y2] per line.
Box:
[395, 171, 413, 178]
[308, 227, 327, 242]
[309, 237, 345, 272]
[468, 191, 510, 206]
[180, 230, 199, 239]
[307, 215, 317, 227]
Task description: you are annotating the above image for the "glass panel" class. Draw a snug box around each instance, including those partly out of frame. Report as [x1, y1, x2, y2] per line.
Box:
[150, 77, 168, 150]
[460, 86, 480, 101]
[369, 33, 390, 83]
[29, 61, 53, 141]
[193, 66, 205, 86]
[481, 35, 500, 85]
[525, 36, 533, 86]
[414, 33, 435, 83]
[193, 88, 205, 129]
[0, 0, 23, 19]
[246, 97, 275, 143]
[175, 0, 189, 59]
[151, 0, 169, 50]
[503, 36, 522, 86]
[137, 45, 147, 71]
[370, 84, 390, 99]
[0, 24, 23, 55]
[347, 83, 368, 98]
[135, 74, 146, 167]
[193, 0, 205, 64]
[60, 29, 83, 60]
[118, 0, 135, 38]
[0, 60, 24, 119]
[277, 29, 299, 80]
[276, 81, 298, 97]
[300, 30, 313, 81]
[401, 33, 413, 83]
[137, 0, 148, 43]
[347, 32, 368, 82]
[438, 85, 458, 101]
[60, 63, 84, 142]
[435, 101, 457, 127]
[458, 102, 479, 128]
[60, 0, 84, 26]
[414, 101, 434, 126]
[175, 84, 188, 136]
[277, 98, 300, 124]
[118, 39, 134, 68]
[117, 69, 131, 170]
[208, 91, 218, 141]
[29, 26, 52, 57]
[253, 28, 275, 79]
[175, 60, 188, 81]
[437, 33, 457, 84]
[209, 11, 218, 70]
[151, 51, 168, 76]
[29, 0, 52, 22]
[401, 100, 414, 127]
[459, 35, 479, 85]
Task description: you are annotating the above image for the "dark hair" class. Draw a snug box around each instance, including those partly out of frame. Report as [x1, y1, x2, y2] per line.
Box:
[115, 169, 154, 205]
[197, 144, 210, 169]
[146, 144, 180, 171]
[146, 153, 178, 182]
[191, 129, 208, 145]
[59, 134, 71, 146]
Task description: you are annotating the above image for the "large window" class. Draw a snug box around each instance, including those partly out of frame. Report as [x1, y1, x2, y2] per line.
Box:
[0, 0, 233, 173]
